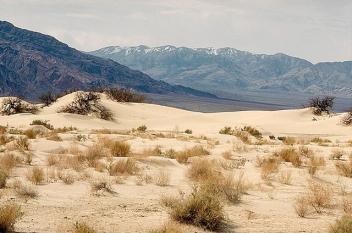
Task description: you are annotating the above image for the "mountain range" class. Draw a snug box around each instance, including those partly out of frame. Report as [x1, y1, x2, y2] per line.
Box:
[0, 21, 213, 99]
[90, 45, 352, 97]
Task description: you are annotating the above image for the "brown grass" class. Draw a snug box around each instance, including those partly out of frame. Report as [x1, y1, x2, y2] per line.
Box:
[336, 156, 352, 178]
[187, 159, 217, 182]
[175, 146, 210, 163]
[13, 137, 30, 151]
[108, 158, 139, 176]
[24, 129, 38, 139]
[46, 132, 62, 141]
[154, 170, 170, 186]
[58, 169, 76, 185]
[299, 146, 314, 157]
[73, 222, 97, 233]
[278, 170, 292, 185]
[329, 215, 352, 233]
[307, 155, 326, 176]
[0, 203, 23, 233]
[149, 221, 185, 233]
[10, 179, 38, 198]
[0, 153, 19, 175]
[294, 195, 310, 218]
[274, 147, 302, 167]
[282, 137, 296, 145]
[307, 181, 333, 213]
[109, 141, 131, 157]
[331, 149, 345, 160]
[90, 175, 114, 194]
[26, 167, 45, 185]
[85, 145, 105, 167]
[257, 156, 280, 180]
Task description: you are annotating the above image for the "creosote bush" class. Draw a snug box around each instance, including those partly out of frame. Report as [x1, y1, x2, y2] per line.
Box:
[104, 87, 145, 103]
[0, 97, 38, 115]
[59, 92, 113, 120]
[309, 96, 335, 115]
[0, 203, 23, 233]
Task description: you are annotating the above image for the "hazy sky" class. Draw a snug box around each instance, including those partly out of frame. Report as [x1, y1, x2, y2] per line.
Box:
[1, 0, 352, 63]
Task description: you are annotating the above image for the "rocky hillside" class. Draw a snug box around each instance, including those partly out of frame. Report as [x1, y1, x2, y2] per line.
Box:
[90, 45, 352, 97]
[0, 21, 214, 99]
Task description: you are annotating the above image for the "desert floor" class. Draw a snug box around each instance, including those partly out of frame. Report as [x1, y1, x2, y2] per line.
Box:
[0, 93, 352, 233]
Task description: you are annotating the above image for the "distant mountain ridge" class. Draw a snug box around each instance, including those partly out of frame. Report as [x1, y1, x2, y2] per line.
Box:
[90, 45, 352, 97]
[0, 21, 214, 99]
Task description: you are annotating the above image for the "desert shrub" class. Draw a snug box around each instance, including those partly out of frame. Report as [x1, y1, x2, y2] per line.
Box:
[274, 147, 302, 167]
[11, 179, 38, 198]
[39, 92, 57, 106]
[85, 145, 105, 167]
[329, 215, 352, 233]
[154, 170, 170, 186]
[278, 170, 292, 185]
[336, 156, 352, 178]
[0, 203, 23, 233]
[73, 221, 97, 233]
[342, 196, 352, 215]
[309, 96, 335, 115]
[30, 120, 54, 130]
[13, 137, 30, 151]
[299, 146, 314, 157]
[242, 126, 262, 139]
[294, 195, 310, 218]
[184, 129, 192, 134]
[23, 152, 33, 165]
[307, 155, 326, 176]
[90, 175, 114, 194]
[0, 153, 19, 174]
[136, 125, 147, 133]
[46, 132, 62, 141]
[175, 146, 210, 164]
[58, 169, 76, 185]
[0, 170, 8, 189]
[219, 126, 234, 135]
[342, 111, 352, 126]
[307, 181, 333, 213]
[234, 130, 251, 144]
[331, 149, 345, 160]
[47, 154, 59, 166]
[109, 141, 131, 157]
[58, 92, 113, 120]
[257, 156, 280, 180]
[165, 186, 226, 231]
[187, 159, 217, 182]
[104, 87, 145, 103]
[310, 137, 331, 144]
[108, 158, 139, 176]
[26, 167, 45, 185]
[149, 221, 184, 233]
[0, 97, 38, 115]
[24, 129, 38, 139]
[282, 137, 296, 145]
[143, 146, 163, 157]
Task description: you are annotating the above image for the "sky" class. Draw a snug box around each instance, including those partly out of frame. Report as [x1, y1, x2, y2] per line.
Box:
[1, 0, 352, 63]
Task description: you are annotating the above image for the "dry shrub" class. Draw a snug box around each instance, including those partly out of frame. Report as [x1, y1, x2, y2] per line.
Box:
[13, 137, 30, 151]
[164, 186, 226, 231]
[0, 97, 38, 115]
[142, 146, 163, 157]
[278, 170, 292, 185]
[0, 203, 23, 233]
[242, 126, 262, 139]
[149, 221, 184, 233]
[90, 175, 114, 194]
[234, 130, 251, 144]
[342, 196, 352, 215]
[331, 149, 345, 160]
[282, 137, 296, 145]
[10, 179, 38, 198]
[233, 143, 249, 153]
[336, 156, 352, 178]
[85, 145, 105, 167]
[104, 87, 145, 103]
[329, 215, 352, 233]
[0, 170, 8, 189]
[274, 147, 302, 167]
[135, 172, 152, 185]
[307, 181, 333, 213]
[188, 159, 217, 182]
[46, 132, 62, 141]
[219, 126, 234, 135]
[26, 167, 45, 185]
[24, 129, 38, 139]
[309, 96, 335, 115]
[299, 146, 314, 157]
[30, 120, 54, 130]
[46, 154, 59, 166]
[154, 170, 170, 186]
[175, 146, 209, 164]
[73, 221, 97, 233]
[307, 155, 326, 176]
[311, 137, 331, 145]
[58, 92, 113, 120]
[108, 158, 139, 176]
[58, 155, 85, 172]
[0, 134, 11, 146]
[136, 125, 147, 133]
[257, 156, 280, 180]
[294, 195, 310, 218]
[58, 169, 76, 185]
[39, 92, 58, 107]
[109, 141, 131, 157]
[0, 153, 19, 174]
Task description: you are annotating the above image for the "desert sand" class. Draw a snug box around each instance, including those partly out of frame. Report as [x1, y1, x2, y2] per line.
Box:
[0, 92, 351, 233]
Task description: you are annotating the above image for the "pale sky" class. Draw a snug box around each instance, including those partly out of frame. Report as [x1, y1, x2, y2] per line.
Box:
[1, 0, 352, 63]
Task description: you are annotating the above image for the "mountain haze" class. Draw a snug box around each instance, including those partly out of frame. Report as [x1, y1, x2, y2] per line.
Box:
[0, 21, 214, 99]
[90, 45, 352, 97]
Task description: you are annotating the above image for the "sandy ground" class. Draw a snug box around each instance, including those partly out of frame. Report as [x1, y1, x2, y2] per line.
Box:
[0, 93, 351, 233]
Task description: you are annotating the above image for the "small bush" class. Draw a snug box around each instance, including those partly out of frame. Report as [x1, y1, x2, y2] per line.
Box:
[336, 156, 352, 178]
[0, 170, 8, 188]
[59, 92, 113, 120]
[90, 175, 114, 194]
[58, 169, 76, 185]
[46, 132, 62, 141]
[11, 179, 38, 198]
[85, 145, 104, 167]
[274, 147, 302, 167]
[73, 221, 97, 233]
[165, 187, 226, 231]
[108, 158, 139, 176]
[0, 97, 38, 115]
[242, 126, 262, 139]
[257, 156, 280, 180]
[109, 141, 131, 157]
[188, 159, 217, 182]
[26, 167, 45, 185]
[104, 88, 145, 103]
[234, 130, 251, 144]
[307, 155, 326, 176]
[0, 153, 19, 174]
[329, 215, 352, 233]
[331, 149, 345, 160]
[136, 125, 147, 133]
[175, 146, 210, 164]
[184, 129, 192, 134]
[294, 195, 310, 218]
[299, 146, 314, 157]
[309, 96, 335, 115]
[219, 126, 234, 135]
[24, 129, 38, 139]
[13, 137, 30, 151]
[154, 170, 170, 187]
[278, 170, 292, 185]
[0, 203, 23, 233]
[311, 137, 331, 144]
[307, 181, 333, 213]
[30, 120, 54, 130]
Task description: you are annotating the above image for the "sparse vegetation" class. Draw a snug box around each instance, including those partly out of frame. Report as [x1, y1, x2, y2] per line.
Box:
[307, 155, 326, 176]
[104, 87, 145, 103]
[331, 149, 345, 160]
[309, 96, 335, 115]
[26, 167, 45, 185]
[243, 126, 262, 139]
[294, 195, 310, 218]
[184, 129, 192, 134]
[274, 147, 302, 167]
[30, 120, 54, 130]
[0, 97, 38, 115]
[336, 156, 352, 178]
[175, 146, 210, 163]
[188, 159, 217, 182]
[329, 215, 352, 233]
[307, 181, 333, 213]
[73, 222, 97, 233]
[0, 203, 23, 233]
[257, 156, 280, 180]
[108, 158, 139, 176]
[109, 141, 131, 157]
[154, 170, 170, 186]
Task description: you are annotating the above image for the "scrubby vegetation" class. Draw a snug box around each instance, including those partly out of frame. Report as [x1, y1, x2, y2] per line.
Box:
[329, 215, 352, 233]
[73, 221, 97, 233]
[308, 96, 335, 115]
[59, 92, 113, 120]
[0, 97, 38, 115]
[30, 120, 54, 130]
[39, 91, 58, 106]
[104, 88, 145, 103]
[0, 203, 23, 233]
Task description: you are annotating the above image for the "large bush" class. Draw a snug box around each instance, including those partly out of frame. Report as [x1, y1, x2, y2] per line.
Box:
[0, 97, 38, 115]
[308, 96, 335, 115]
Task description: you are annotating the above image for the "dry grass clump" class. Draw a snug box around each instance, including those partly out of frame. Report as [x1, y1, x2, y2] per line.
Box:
[342, 196, 352, 215]
[90, 175, 114, 194]
[10, 179, 38, 198]
[154, 170, 170, 186]
[73, 221, 97, 233]
[85, 145, 105, 167]
[149, 221, 185, 233]
[0, 153, 19, 175]
[307, 181, 333, 213]
[109, 141, 131, 157]
[0, 170, 8, 189]
[274, 147, 302, 167]
[26, 167, 45, 185]
[311, 137, 331, 145]
[0, 203, 23, 233]
[108, 158, 139, 176]
[299, 146, 314, 157]
[309, 96, 335, 115]
[104, 87, 145, 103]
[234, 130, 251, 144]
[307, 155, 326, 176]
[24, 129, 39, 139]
[187, 159, 217, 182]
[0, 97, 38, 115]
[294, 195, 310, 218]
[46, 132, 62, 141]
[58, 169, 76, 185]
[142, 146, 163, 157]
[9, 137, 30, 151]
[329, 215, 352, 233]
[242, 126, 262, 139]
[136, 125, 147, 133]
[30, 120, 54, 130]
[331, 149, 345, 160]
[163, 186, 226, 231]
[278, 170, 292, 185]
[58, 92, 113, 120]
[257, 156, 280, 180]
[175, 146, 210, 163]
[336, 156, 352, 178]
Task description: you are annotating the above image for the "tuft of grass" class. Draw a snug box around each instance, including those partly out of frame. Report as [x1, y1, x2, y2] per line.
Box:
[278, 170, 292, 185]
[175, 146, 210, 164]
[154, 170, 170, 187]
[329, 215, 352, 233]
[307, 181, 333, 213]
[307, 155, 326, 176]
[149, 221, 184, 233]
[274, 147, 302, 167]
[108, 158, 139, 176]
[13, 137, 30, 151]
[73, 221, 97, 233]
[257, 156, 280, 180]
[11, 179, 38, 198]
[136, 125, 147, 133]
[336, 156, 352, 178]
[331, 149, 345, 160]
[90, 175, 114, 194]
[282, 137, 296, 145]
[294, 195, 310, 218]
[109, 141, 131, 157]
[0, 153, 19, 175]
[58, 169, 76, 185]
[187, 159, 217, 182]
[46, 132, 62, 141]
[299, 146, 314, 157]
[24, 129, 38, 139]
[26, 167, 45, 185]
[30, 120, 54, 130]
[0, 203, 23, 233]
[242, 126, 262, 139]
